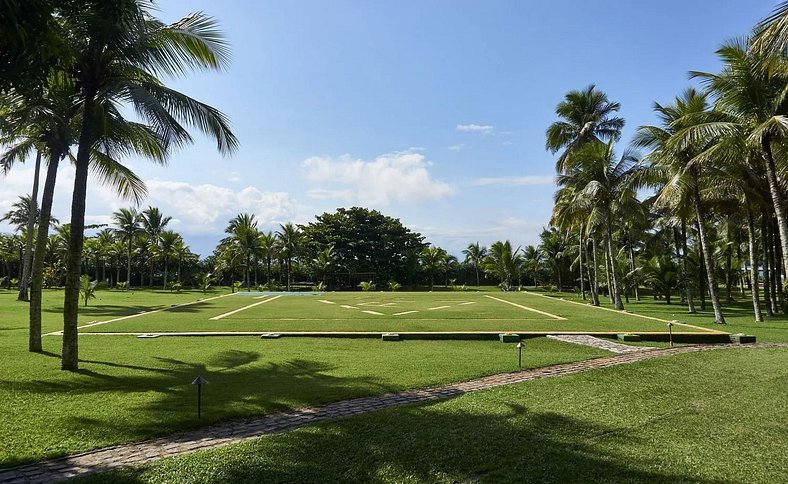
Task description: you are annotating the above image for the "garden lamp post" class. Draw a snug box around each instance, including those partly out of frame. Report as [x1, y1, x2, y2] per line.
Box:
[667, 321, 674, 347]
[516, 342, 523, 369]
[192, 375, 209, 418]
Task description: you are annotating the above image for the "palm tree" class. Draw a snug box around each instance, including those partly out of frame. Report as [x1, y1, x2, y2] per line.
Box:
[141, 206, 172, 287]
[634, 88, 727, 324]
[259, 231, 277, 286]
[224, 213, 259, 291]
[276, 223, 303, 291]
[462, 242, 487, 286]
[483, 240, 523, 290]
[112, 208, 143, 287]
[60, 3, 238, 370]
[546, 85, 625, 173]
[420, 246, 447, 291]
[156, 230, 181, 289]
[690, 39, 788, 281]
[522, 245, 542, 287]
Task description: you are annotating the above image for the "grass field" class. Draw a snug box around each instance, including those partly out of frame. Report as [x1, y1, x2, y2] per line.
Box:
[1, 286, 786, 478]
[63, 289, 721, 335]
[80, 346, 788, 484]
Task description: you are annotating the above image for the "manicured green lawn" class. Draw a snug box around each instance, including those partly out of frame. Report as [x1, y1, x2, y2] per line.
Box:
[80, 346, 788, 484]
[533, 289, 788, 342]
[63, 289, 713, 334]
[0, 289, 608, 467]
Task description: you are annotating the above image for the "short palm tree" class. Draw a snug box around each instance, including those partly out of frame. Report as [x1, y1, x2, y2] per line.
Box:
[483, 240, 522, 290]
[112, 208, 144, 287]
[277, 223, 303, 291]
[462, 242, 487, 286]
[420, 246, 447, 291]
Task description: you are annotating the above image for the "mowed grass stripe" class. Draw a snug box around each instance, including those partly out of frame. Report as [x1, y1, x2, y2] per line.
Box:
[485, 295, 566, 320]
[209, 295, 282, 320]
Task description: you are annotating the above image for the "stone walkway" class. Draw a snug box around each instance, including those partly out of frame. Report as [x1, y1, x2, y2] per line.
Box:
[547, 334, 657, 353]
[1, 343, 784, 484]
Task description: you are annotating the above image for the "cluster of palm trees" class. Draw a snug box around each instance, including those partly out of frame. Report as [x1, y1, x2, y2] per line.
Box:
[543, 9, 788, 324]
[212, 214, 304, 292]
[0, 1, 236, 370]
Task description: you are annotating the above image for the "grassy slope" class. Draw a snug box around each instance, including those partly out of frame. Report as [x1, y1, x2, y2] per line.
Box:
[82, 347, 788, 484]
[0, 289, 607, 467]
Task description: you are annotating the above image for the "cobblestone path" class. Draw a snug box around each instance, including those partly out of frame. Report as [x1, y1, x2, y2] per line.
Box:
[547, 334, 657, 353]
[1, 343, 784, 483]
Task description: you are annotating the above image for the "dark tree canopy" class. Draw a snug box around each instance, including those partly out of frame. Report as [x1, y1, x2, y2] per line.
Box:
[301, 207, 425, 284]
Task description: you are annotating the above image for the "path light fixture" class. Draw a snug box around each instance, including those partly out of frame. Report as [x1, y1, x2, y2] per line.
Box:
[516, 342, 523, 369]
[667, 321, 675, 347]
[192, 375, 209, 418]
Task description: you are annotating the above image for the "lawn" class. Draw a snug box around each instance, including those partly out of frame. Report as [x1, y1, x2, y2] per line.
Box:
[79, 346, 788, 484]
[63, 289, 717, 335]
[0, 289, 608, 467]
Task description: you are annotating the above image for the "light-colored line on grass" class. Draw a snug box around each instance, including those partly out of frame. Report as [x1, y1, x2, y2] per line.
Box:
[427, 306, 451, 310]
[254, 295, 270, 299]
[209, 295, 282, 320]
[362, 310, 384, 316]
[340, 305, 358, 309]
[46, 293, 236, 336]
[518, 291, 726, 334]
[458, 301, 476, 306]
[318, 300, 335, 305]
[393, 310, 419, 316]
[484, 295, 567, 320]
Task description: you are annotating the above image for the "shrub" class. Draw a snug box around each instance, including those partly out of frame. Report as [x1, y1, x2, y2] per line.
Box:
[388, 281, 401, 292]
[359, 280, 376, 291]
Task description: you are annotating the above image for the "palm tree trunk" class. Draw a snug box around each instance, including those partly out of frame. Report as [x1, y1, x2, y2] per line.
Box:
[746, 206, 763, 322]
[605, 220, 624, 310]
[29, 152, 60, 353]
[163, 258, 168, 290]
[578, 229, 586, 299]
[584, 238, 599, 306]
[762, 213, 773, 316]
[681, 220, 696, 313]
[18, 151, 42, 301]
[591, 236, 600, 306]
[673, 227, 686, 304]
[603, 246, 613, 303]
[475, 263, 480, 287]
[768, 219, 779, 312]
[773, 217, 784, 313]
[628, 242, 639, 301]
[761, 138, 788, 279]
[691, 181, 725, 324]
[126, 244, 132, 286]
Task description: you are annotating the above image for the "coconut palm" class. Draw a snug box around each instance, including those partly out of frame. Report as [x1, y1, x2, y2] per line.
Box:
[689, 39, 788, 281]
[483, 240, 522, 290]
[633, 88, 727, 324]
[59, 2, 238, 370]
[462, 242, 488, 286]
[112, 208, 143, 286]
[259, 231, 277, 286]
[156, 230, 181, 290]
[546, 85, 625, 173]
[224, 213, 259, 291]
[277, 223, 303, 291]
[420, 246, 447, 291]
[141, 206, 172, 286]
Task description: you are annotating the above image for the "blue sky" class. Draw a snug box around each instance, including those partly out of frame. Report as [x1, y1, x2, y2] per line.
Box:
[0, 0, 776, 256]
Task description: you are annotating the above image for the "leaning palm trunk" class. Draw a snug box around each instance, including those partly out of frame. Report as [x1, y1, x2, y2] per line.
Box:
[761, 215, 773, 316]
[691, 180, 725, 324]
[768, 220, 780, 312]
[628, 243, 640, 301]
[29, 153, 60, 352]
[605, 219, 624, 310]
[746, 206, 763, 322]
[18, 151, 42, 301]
[584, 237, 598, 305]
[762, 139, 788, 280]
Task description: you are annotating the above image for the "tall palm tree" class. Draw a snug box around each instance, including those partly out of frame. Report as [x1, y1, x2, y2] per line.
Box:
[112, 208, 143, 286]
[259, 231, 278, 286]
[420, 246, 447, 291]
[60, 2, 238, 370]
[276, 223, 303, 291]
[224, 213, 259, 291]
[141, 206, 172, 286]
[634, 88, 727, 324]
[690, 39, 788, 281]
[156, 230, 181, 289]
[462, 242, 487, 286]
[546, 85, 625, 173]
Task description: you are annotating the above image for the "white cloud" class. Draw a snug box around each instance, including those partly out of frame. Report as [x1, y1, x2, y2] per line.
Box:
[470, 175, 554, 187]
[227, 171, 241, 182]
[302, 150, 455, 205]
[0, 166, 298, 237]
[448, 144, 465, 151]
[456, 124, 495, 135]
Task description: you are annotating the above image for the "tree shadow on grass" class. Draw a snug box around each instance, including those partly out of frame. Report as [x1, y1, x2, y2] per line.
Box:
[0, 350, 394, 468]
[80, 401, 731, 484]
[43, 298, 227, 318]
